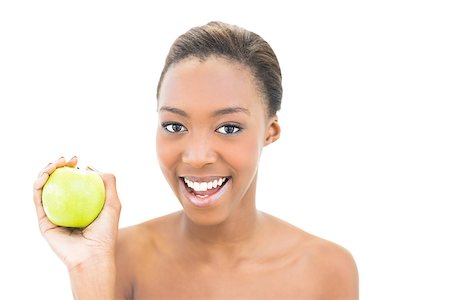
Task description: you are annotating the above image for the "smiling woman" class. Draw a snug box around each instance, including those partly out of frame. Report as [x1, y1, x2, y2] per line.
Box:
[33, 21, 358, 299]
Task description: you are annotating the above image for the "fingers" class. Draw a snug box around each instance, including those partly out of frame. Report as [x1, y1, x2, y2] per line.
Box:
[33, 170, 54, 235]
[35, 156, 78, 187]
[33, 157, 66, 210]
[33, 171, 50, 191]
[38, 157, 65, 178]
[33, 156, 78, 233]
[65, 156, 78, 168]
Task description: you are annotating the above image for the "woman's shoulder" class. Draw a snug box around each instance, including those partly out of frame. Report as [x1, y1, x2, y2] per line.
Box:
[114, 212, 182, 297]
[117, 211, 181, 249]
[263, 213, 359, 297]
[264, 212, 355, 257]
[115, 211, 182, 273]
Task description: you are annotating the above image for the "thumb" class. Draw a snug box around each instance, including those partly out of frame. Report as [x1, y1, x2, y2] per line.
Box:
[83, 168, 122, 240]
[87, 166, 122, 220]
[99, 172, 122, 214]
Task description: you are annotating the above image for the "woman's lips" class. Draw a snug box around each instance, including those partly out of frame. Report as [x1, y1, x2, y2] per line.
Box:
[179, 176, 231, 207]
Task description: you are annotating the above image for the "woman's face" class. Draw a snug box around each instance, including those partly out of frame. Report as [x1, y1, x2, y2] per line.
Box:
[156, 57, 279, 225]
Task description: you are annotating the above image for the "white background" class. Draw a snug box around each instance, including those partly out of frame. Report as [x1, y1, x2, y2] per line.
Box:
[1, 1, 449, 299]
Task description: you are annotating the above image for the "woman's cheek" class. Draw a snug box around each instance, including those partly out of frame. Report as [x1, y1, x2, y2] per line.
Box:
[228, 137, 261, 174]
[156, 135, 177, 172]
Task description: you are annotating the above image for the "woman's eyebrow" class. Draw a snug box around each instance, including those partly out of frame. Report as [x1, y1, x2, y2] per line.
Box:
[212, 107, 250, 117]
[158, 106, 250, 117]
[158, 106, 188, 117]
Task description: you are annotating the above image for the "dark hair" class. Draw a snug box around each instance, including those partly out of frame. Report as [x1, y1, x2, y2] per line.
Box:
[156, 21, 282, 117]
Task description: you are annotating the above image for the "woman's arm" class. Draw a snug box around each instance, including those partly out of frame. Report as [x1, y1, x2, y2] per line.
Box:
[69, 257, 116, 300]
[33, 157, 122, 299]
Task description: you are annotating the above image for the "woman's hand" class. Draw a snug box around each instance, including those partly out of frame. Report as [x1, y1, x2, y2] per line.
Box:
[33, 156, 122, 272]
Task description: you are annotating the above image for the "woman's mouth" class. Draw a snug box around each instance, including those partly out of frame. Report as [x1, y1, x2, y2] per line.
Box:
[179, 176, 231, 207]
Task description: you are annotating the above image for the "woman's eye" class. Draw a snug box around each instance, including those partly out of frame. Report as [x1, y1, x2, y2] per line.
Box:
[216, 124, 241, 135]
[163, 123, 187, 133]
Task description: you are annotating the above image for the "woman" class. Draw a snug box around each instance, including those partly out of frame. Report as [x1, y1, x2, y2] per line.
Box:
[34, 21, 358, 299]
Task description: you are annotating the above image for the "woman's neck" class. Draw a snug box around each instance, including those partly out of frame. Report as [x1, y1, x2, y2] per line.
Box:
[178, 198, 264, 265]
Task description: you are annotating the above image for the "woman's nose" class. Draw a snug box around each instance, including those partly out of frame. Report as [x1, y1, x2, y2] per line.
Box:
[181, 136, 217, 169]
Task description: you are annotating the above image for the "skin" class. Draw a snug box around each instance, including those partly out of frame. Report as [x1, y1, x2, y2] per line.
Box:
[34, 57, 358, 299]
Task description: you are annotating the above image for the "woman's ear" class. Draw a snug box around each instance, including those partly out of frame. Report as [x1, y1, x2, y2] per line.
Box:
[264, 115, 281, 146]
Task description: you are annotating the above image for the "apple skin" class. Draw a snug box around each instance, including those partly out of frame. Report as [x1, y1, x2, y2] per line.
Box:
[42, 166, 106, 228]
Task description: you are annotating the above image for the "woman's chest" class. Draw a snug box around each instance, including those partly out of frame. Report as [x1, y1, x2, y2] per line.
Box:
[132, 258, 317, 299]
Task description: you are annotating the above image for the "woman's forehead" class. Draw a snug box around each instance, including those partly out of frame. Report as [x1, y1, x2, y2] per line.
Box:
[158, 57, 265, 110]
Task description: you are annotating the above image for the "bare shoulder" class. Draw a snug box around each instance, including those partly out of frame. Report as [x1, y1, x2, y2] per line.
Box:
[114, 211, 181, 299]
[117, 210, 180, 249]
[304, 236, 359, 299]
[264, 213, 359, 299]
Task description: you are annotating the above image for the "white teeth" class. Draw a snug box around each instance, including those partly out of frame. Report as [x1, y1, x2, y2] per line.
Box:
[193, 182, 200, 191]
[184, 177, 228, 192]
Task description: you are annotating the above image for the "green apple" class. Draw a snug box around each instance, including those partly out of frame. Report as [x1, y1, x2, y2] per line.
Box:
[42, 166, 105, 228]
